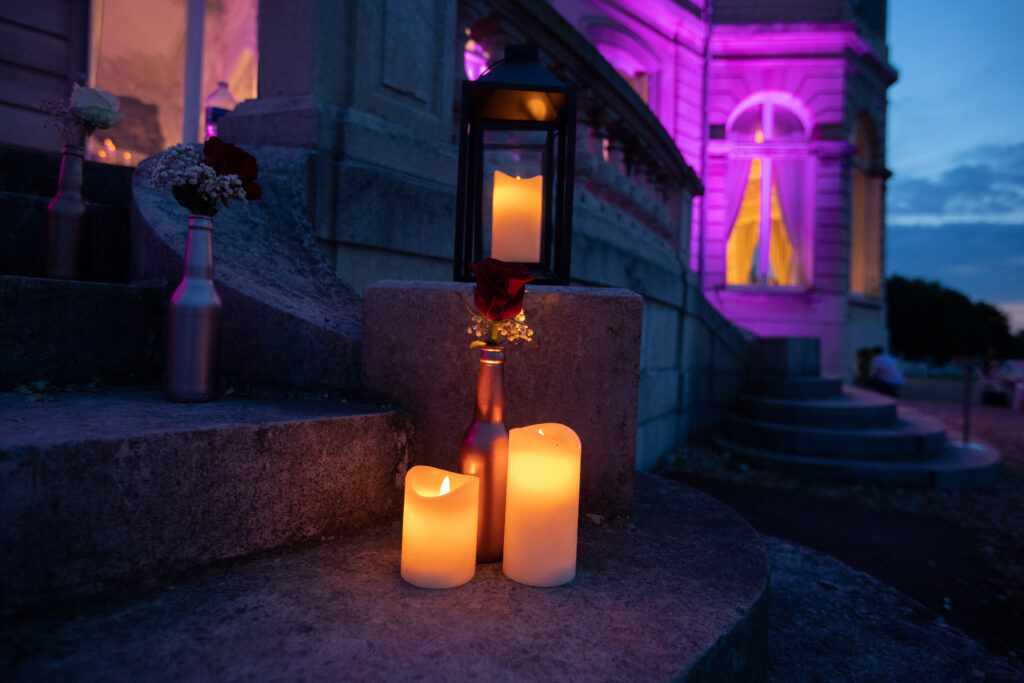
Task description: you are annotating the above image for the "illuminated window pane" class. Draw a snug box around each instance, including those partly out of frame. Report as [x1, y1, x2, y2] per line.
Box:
[727, 159, 762, 285]
[725, 99, 810, 287]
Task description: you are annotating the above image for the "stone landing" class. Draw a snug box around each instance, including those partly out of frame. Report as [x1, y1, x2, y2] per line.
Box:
[0, 474, 769, 682]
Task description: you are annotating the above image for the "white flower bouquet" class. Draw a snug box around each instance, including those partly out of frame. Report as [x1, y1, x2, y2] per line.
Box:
[41, 84, 125, 146]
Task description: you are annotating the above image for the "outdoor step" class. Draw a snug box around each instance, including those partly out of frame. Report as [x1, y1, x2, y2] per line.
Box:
[0, 275, 163, 390]
[724, 413, 947, 462]
[0, 389, 411, 612]
[751, 337, 820, 377]
[0, 144, 133, 204]
[0, 192, 132, 282]
[745, 375, 843, 400]
[0, 473, 770, 682]
[714, 438, 1000, 490]
[737, 387, 898, 429]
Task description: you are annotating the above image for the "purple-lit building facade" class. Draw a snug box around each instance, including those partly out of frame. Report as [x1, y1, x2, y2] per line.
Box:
[0, 0, 895, 381]
[551, 0, 896, 378]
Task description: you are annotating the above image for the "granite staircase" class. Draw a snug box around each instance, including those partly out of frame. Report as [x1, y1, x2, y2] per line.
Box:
[0, 144, 770, 680]
[0, 144, 406, 614]
[716, 338, 999, 488]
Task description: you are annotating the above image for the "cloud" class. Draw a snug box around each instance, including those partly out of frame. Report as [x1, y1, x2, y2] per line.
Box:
[886, 222, 1024, 330]
[887, 141, 1024, 225]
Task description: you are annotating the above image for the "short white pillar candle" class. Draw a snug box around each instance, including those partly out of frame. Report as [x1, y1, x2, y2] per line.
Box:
[502, 423, 582, 587]
[401, 466, 479, 589]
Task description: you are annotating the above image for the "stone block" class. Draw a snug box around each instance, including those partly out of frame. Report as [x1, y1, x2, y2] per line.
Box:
[330, 164, 456, 260]
[363, 281, 642, 517]
[682, 315, 713, 370]
[680, 368, 711, 409]
[753, 337, 821, 377]
[637, 413, 678, 471]
[638, 368, 680, 422]
[642, 300, 680, 370]
[712, 371, 747, 407]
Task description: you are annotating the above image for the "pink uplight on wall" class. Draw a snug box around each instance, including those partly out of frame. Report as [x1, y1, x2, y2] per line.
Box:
[464, 38, 489, 81]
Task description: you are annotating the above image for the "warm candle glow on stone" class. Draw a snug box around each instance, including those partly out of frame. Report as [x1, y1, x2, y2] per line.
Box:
[401, 466, 479, 589]
[503, 423, 582, 587]
[492, 170, 542, 263]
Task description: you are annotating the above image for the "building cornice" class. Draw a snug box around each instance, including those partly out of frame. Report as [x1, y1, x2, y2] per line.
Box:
[710, 22, 897, 85]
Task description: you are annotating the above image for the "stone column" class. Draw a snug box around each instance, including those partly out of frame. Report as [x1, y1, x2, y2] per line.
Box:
[218, 0, 461, 291]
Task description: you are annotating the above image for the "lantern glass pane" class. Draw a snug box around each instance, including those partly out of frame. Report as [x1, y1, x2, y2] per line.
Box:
[473, 89, 566, 122]
[482, 129, 549, 264]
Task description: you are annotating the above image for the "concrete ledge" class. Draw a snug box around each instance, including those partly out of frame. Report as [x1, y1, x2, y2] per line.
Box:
[363, 280, 642, 518]
[0, 389, 410, 611]
[0, 473, 769, 682]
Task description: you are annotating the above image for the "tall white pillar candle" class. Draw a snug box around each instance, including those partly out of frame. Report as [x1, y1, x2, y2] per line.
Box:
[491, 170, 543, 263]
[502, 423, 582, 586]
[401, 466, 479, 589]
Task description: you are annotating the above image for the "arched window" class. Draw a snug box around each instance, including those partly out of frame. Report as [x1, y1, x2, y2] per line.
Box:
[850, 114, 882, 297]
[724, 96, 813, 287]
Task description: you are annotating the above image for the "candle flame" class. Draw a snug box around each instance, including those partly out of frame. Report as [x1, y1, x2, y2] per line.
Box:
[440, 476, 450, 496]
[538, 428, 544, 436]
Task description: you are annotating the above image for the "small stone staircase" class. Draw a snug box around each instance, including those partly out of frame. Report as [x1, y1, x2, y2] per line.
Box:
[0, 144, 407, 614]
[0, 144, 771, 680]
[716, 338, 999, 488]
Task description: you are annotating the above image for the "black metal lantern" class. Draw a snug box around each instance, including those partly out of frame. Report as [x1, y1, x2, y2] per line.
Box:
[454, 45, 577, 284]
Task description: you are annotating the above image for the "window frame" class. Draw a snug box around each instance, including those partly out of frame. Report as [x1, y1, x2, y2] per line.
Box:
[723, 96, 815, 289]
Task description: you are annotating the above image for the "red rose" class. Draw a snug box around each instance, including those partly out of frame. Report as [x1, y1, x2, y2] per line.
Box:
[470, 259, 534, 321]
[203, 136, 262, 200]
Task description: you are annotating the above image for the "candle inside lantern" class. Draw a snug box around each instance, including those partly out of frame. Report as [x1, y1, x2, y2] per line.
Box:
[502, 423, 582, 587]
[401, 466, 479, 589]
[491, 170, 542, 263]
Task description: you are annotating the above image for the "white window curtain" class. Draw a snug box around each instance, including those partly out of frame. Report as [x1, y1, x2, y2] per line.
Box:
[724, 157, 753, 239]
[773, 158, 807, 286]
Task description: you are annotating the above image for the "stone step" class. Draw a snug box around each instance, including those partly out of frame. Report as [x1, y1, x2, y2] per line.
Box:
[737, 387, 898, 429]
[0, 275, 163, 390]
[0, 144, 134, 205]
[724, 413, 947, 462]
[0, 389, 411, 612]
[0, 191, 132, 283]
[745, 375, 843, 400]
[714, 437, 1000, 490]
[0, 473, 770, 682]
[751, 337, 820, 377]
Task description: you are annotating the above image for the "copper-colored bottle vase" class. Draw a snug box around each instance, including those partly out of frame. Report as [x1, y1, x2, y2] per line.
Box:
[45, 145, 89, 279]
[459, 345, 509, 563]
[165, 214, 222, 402]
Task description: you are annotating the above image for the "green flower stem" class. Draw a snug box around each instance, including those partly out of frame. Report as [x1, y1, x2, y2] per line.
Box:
[489, 321, 500, 345]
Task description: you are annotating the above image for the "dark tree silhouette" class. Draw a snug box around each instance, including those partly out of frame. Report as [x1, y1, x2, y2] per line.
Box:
[886, 276, 1016, 363]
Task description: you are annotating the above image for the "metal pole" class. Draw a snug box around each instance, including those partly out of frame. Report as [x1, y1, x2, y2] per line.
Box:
[962, 357, 973, 451]
[183, 0, 205, 143]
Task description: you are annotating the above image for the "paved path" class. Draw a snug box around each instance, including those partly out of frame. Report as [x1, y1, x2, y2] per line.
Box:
[764, 535, 1022, 681]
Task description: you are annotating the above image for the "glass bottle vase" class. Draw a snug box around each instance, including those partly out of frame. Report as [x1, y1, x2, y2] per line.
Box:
[459, 345, 509, 563]
[45, 145, 89, 279]
[165, 214, 222, 402]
